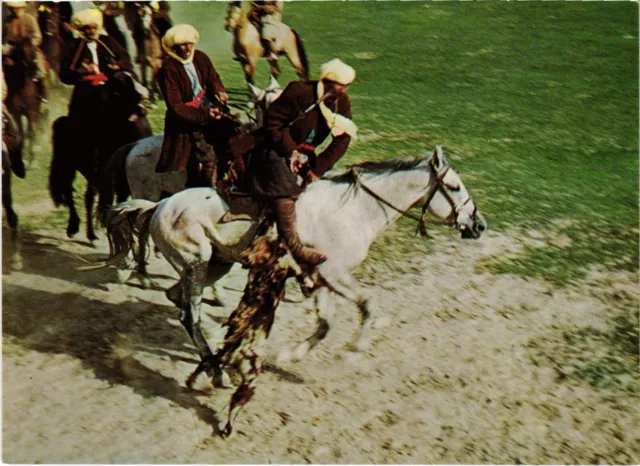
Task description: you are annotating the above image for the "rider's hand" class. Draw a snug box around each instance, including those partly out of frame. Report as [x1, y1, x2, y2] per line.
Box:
[82, 62, 100, 74]
[209, 107, 224, 120]
[289, 150, 308, 174]
[216, 92, 229, 105]
[108, 64, 121, 71]
[2, 44, 14, 56]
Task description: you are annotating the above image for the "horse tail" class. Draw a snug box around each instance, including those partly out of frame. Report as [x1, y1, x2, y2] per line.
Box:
[98, 142, 135, 226]
[90, 199, 159, 270]
[49, 116, 74, 207]
[291, 29, 309, 80]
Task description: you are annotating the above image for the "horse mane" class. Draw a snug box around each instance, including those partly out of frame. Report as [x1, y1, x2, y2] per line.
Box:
[324, 156, 427, 184]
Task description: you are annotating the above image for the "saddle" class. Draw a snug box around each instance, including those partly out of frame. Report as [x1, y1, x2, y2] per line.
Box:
[216, 178, 265, 224]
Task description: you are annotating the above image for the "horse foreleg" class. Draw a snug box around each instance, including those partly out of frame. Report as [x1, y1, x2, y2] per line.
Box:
[242, 59, 257, 85]
[65, 189, 80, 238]
[133, 221, 152, 289]
[219, 355, 260, 438]
[267, 57, 281, 81]
[327, 273, 379, 352]
[2, 172, 22, 270]
[179, 262, 215, 360]
[280, 286, 333, 363]
[84, 185, 98, 242]
[205, 259, 234, 307]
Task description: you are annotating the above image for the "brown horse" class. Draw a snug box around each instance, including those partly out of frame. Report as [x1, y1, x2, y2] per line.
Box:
[224, 1, 308, 85]
[132, 2, 164, 106]
[3, 39, 46, 167]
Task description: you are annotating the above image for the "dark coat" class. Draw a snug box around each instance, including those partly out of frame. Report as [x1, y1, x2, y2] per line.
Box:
[155, 50, 227, 173]
[60, 35, 133, 118]
[246, 80, 352, 199]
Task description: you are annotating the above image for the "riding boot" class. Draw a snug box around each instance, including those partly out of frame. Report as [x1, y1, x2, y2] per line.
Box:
[274, 197, 327, 266]
[200, 159, 217, 188]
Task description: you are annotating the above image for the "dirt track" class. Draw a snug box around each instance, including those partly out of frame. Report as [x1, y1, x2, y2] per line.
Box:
[2, 217, 638, 464]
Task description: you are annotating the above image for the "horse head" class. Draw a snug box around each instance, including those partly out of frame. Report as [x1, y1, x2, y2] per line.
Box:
[224, 1, 244, 32]
[105, 71, 149, 118]
[247, 75, 282, 125]
[423, 145, 486, 239]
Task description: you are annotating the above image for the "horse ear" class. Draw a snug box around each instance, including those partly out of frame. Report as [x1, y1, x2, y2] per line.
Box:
[248, 82, 261, 99]
[432, 144, 444, 170]
[268, 74, 281, 90]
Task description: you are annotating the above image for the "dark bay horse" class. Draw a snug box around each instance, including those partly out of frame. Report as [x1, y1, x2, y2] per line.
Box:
[224, 1, 309, 85]
[49, 71, 152, 242]
[3, 39, 45, 166]
[38, 2, 73, 85]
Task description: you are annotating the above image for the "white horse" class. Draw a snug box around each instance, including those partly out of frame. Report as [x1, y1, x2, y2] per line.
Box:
[99, 77, 283, 285]
[103, 145, 486, 366]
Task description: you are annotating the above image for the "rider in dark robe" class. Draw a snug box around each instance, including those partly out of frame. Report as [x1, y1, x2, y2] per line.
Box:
[59, 8, 133, 156]
[245, 58, 358, 266]
[37, 1, 74, 46]
[155, 24, 235, 188]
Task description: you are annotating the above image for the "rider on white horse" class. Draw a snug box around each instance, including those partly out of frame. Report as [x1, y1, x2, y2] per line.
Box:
[155, 24, 234, 188]
[244, 58, 358, 267]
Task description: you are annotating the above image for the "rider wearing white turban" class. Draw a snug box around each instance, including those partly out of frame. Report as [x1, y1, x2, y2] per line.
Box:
[72, 8, 105, 33]
[161, 24, 200, 64]
[244, 58, 358, 267]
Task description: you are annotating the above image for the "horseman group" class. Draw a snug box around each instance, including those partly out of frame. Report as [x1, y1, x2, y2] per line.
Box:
[2, 1, 486, 437]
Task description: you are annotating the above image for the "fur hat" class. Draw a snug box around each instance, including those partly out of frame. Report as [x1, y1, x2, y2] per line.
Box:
[162, 24, 200, 64]
[5, 2, 27, 8]
[319, 59, 356, 85]
[72, 8, 104, 30]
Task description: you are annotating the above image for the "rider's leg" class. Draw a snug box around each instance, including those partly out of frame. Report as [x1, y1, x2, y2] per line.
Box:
[34, 50, 48, 112]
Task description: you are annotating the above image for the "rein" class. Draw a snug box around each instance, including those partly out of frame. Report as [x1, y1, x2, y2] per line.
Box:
[351, 163, 464, 238]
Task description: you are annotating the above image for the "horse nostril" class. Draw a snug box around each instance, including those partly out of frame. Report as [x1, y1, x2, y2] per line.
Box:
[477, 223, 486, 232]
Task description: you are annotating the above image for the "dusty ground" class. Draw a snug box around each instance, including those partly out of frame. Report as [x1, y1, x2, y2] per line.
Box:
[2, 212, 639, 463]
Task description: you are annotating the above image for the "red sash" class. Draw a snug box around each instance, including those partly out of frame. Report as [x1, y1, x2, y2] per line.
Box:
[185, 89, 207, 108]
[82, 73, 108, 86]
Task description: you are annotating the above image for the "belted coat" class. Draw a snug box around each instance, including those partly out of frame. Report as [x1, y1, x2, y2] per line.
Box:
[245, 80, 352, 199]
[60, 35, 132, 117]
[155, 50, 227, 173]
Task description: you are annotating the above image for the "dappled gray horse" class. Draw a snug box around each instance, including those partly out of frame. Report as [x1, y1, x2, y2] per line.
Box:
[103, 145, 486, 368]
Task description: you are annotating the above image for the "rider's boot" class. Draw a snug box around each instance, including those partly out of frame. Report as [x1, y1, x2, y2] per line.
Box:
[274, 197, 327, 267]
[200, 159, 218, 188]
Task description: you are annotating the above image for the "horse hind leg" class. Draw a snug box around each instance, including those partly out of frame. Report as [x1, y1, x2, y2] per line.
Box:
[179, 260, 215, 361]
[3, 173, 23, 270]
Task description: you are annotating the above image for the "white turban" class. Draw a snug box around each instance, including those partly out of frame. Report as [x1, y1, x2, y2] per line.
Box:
[319, 58, 356, 85]
[5, 2, 27, 8]
[72, 8, 104, 30]
[162, 24, 200, 64]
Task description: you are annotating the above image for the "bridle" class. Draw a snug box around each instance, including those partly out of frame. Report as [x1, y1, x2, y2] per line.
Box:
[351, 160, 476, 237]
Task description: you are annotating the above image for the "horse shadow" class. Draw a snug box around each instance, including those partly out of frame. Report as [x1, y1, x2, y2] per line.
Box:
[2, 281, 223, 428]
[2, 232, 305, 431]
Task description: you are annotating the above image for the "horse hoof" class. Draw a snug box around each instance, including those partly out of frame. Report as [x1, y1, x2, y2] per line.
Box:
[88, 233, 98, 242]
[213, 370, 233, 389]
[140, 277, 152, 290]
[355, 339, 371, 353]
[292, 342, 310, 362]
[10, 254, 23, 271]
[276, 348, 293, 365]
[218, 421, 233, 438]
[67, 222, 80, 238]
[373, 315, 392, 329]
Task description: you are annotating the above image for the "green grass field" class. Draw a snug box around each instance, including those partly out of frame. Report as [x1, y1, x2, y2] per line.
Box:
[12, 1, 639, 285]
